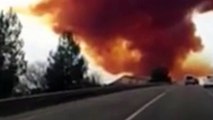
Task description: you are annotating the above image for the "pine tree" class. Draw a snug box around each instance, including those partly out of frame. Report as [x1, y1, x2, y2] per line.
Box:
[0, 9, 27, 98]
[149, 67, 171, 84]
[46, 32, 87, 92]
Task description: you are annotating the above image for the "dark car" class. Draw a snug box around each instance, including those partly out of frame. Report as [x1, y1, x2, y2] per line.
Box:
[185, 76, 199, 85]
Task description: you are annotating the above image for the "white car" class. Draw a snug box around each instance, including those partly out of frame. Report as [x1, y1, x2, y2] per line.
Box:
[203, 75, 213, 87]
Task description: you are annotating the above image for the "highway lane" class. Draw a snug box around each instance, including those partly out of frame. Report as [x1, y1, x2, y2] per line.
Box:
[2, 86, 169, 120]
[3, 86, 213, 120]
[130, 86, 213, 120]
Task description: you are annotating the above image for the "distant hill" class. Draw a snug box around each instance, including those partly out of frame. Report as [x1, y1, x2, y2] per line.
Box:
[110, 75, 150, 86]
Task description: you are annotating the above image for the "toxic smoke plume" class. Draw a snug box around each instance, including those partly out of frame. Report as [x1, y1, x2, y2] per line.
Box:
[32, 0, 213, 77]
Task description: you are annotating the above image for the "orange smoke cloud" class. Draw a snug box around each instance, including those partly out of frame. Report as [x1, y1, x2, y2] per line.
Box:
[171, 52, 213, 79]
[31, 0, 213, 78]
[79, 38, 142, 74]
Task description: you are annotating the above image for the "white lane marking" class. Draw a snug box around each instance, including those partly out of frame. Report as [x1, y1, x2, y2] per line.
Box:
[205, 89, 213, 97]
[125, 92, 167, 120]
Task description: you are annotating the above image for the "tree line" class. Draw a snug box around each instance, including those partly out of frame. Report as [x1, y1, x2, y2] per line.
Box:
[0, 10, 100, 99]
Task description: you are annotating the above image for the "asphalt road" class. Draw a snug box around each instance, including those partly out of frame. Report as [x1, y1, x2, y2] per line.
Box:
[3, 85, 213, 120]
